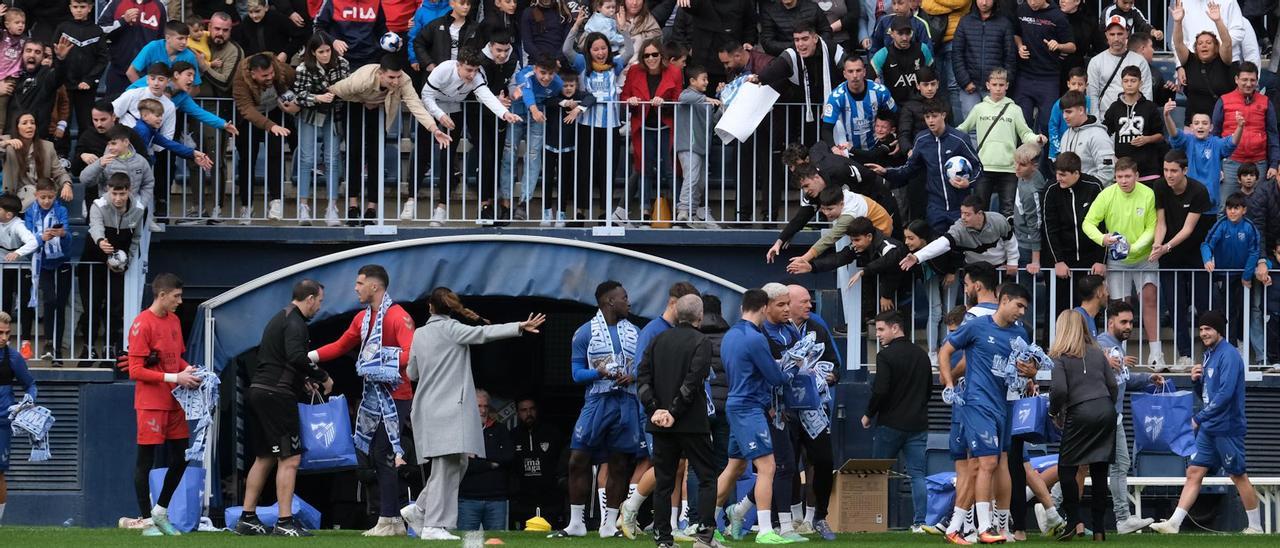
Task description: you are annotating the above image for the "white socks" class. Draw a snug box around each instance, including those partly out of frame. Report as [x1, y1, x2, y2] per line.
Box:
[1149, 341, 1164, 363]
[597, 488, 608, 522]
[669, 509, 679, 533]
[600, 507, 619, 536]
[0, 502, 6, 523]
[623, 491, 647, 513]
[779, 512, 794, 534]
[947, 507, 966, 534]
[738, 495, 754, 514]
[567, 504, 587, 534]
[1168, 507, 1187, 530]
[805, 506, 816, 524]
[790, 503, 804, 521]
[628, 483, 638, 498]
[976, 502, 993, 532]
[1046, 506, 1064, 526]
[680, 499, 688, 526]
[757, 510, 774, 534]
[151, 505, 167, 518]
[1247, 507, 1262, 530]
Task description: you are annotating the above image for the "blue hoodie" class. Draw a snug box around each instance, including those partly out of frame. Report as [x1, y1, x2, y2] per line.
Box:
[723, 319, 791, 410]
[1200, 217, 1263, 280]
[1195, 338, 1246, 436]
[407, 0, 452, 64]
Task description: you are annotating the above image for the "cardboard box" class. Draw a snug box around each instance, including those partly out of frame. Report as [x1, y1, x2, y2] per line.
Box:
[827, 459, 897, 532]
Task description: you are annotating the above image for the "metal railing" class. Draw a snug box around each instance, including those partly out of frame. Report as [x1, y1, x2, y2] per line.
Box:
[1, 260, 139, 368]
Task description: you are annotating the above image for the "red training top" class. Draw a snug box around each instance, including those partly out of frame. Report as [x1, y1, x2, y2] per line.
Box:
[315, 304, 415, 400]
[128, 309, 189, 411]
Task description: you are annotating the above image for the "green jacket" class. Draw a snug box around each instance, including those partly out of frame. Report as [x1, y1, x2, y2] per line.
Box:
[956, 96, 1038, 173]
[1082, 183, 1157, 264]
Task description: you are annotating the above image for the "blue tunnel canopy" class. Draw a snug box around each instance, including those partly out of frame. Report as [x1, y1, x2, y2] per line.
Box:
[187, 235, 747, 371]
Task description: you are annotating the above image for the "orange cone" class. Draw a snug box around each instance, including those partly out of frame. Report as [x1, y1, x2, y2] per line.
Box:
[651, 197, 672, 229]
[485, 538, 505, 545]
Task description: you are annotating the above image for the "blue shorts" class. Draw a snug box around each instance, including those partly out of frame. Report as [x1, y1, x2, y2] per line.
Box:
[726, 406, 774, 461]
[949, 421, 968, 461]
[960, 406, 1004, 458]
[0, 418, 10, 472]
[1190, 431, 1247, 476]
[571, 393, 643, 455]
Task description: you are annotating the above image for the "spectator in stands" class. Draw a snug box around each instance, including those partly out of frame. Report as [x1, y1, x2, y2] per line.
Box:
[1175, 0, 1261, 67]
[510, 398, 565, 529]
[0, 7, 29, 135]
[202, 12, 242, 99]
[621, 37, 681, 222]
[520, 0, 570, 66]
[582, 0, 625, 52]
[412, 0, 477, 75]
[1171, 1, 1234, 121]
[70, 100, 145, 180]
[850, 111, 906, 171]
[1088, 16, 1151, 117]
[457, 390, 515, 531]
[864, 309, 931, 531]
[1058, 91, 1115, 185]
[868, 0, 928, 55]
[473, 0, 520, 54]
[813, 0, 860, 55]
[1103, 0, 1161, 38]
[1153, 149, 1215, 363]
[1058, 0, 1104, 93]
[78, 174, 144, 364]
[871, 16, 934, 105]
[896, 66, 947, 161]
[900, 220, 961, 352]
[125, 60, 236, 136]
[292, 31, 351, 227]
[919, 0, 968, 119]
[497, 55, 561, 222]
[1202, 192, 1266, 347]
[716, 38, 775, 223]
[98, 0, 167, 96]
[756, 23, 839, 150]
[1047, 68, 1091, 162]
[55, 0, 106, 149]
[794, 215, 909, 313]
[9, 38, 72, 141]
[1013, 142, 1045, 306]
[771, 145, 895, 261]
[472, 30, 518, 216]
[787, 180, 895, 270]
[232, 0, 295, 60]
[185, 16, 211, 69]
[0, 309, 33, 518]
[1212, 62, 1279, 203]
[759, 0, 832, 56]
[1013, 0, 1075, 133]
[1128, 32, 1174, 107]
[1239, 163, 1280, 363]
[79, 125, 156, 211]
[22, 179, 71, 364]
[541, 70, 591, 224]
[957, 67, 1042, 218]
[232, 53, 299, 223]
[130, 98, 214, 174]
[126, 20, 200, 88]
[822, 55, 896, 156]
[1, 112, 71, 205]
[328, 54, 450, 225]
[1165, 98, 1242, 212]
[408, 0, 454, 71]
[562, 14, 632, 221]
[673, 66, 722, 228]
[1083, 157, 1163, 366]
[113, 63, 176, 144]
[1041, 152, 1106, 316]
[902, 194, 1020, 276]
[315, 0, 389, 68]
[951, 0, 1015, 115]
[1103, 66, 1165, 182]
[869, 99, 979, 233]
[670, 1, 754, 89]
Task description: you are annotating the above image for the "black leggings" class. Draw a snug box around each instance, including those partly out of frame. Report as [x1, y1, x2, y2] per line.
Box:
[135, 440, 190, 516]
[1007, 437, 1028, 532]
[791, 428, 835, 521]
[1059, 462, 1110, 535]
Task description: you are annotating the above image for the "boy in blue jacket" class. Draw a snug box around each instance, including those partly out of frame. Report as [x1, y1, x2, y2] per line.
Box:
[1151, 310, 1262, 535]
[22, 180, 71, 364]
[1166, 99, 1243, 212]
[497, 56, 563, 218]
[1201, 192, 1267, 346]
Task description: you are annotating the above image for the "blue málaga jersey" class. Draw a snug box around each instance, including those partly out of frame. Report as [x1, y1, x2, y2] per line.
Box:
[571, 322, 624, 397]
[569, 53, 626, 128]
[945, 315, 1028, 419]
[963, 302, 998, 324]
[822, 80, 897, 150]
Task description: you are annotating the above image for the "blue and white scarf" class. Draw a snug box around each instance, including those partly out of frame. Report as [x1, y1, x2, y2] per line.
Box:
[353, 293, 403, 457]
[171, 364, 219, 462]
[7, 394, 53, 461]
[28, 206, 65, 307]
[585, 310, 638, 396]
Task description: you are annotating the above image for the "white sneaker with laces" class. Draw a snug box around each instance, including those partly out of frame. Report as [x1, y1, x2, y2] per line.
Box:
[400, 503, 425, 534]
[540, 208, 554, 227]
[238, 206, 253, 225]
[1243, 527, 1264, 535]
[555, 211, 567, 228]
[1148, 520, 1179, 534]
[267, 199, 283, 221]
[324, 204, 341, 227]
[399, 199, 416, 221]
[419, 526, 460, 540]
[610, 207, 631, 226]
[298, 203, 313, 225]
[696, 207, 721, 229]
[209, 206, 222, 221]
[428, 204, 447, 227]
[1116, 516, 1153, 534]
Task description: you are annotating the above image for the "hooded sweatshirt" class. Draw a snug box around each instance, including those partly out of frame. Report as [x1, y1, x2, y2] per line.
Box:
[78, 147, 156, 211]
[956, 95, 1039, 173]
[1059, 115, 1116, 184]
[87, 195, 146, 263]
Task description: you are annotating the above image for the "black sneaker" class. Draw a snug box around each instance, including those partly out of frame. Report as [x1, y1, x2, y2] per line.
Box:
[346, 206, 361, 227]
[271, 518, 313, 537]
[234, 514, 268, 536]
[362, 207, 377, 226]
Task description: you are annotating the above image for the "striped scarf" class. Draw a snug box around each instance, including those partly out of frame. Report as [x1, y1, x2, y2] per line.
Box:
[171, 365, 219, 461]
[585, 310, 638, 396]
[7, 394, 53, 462]
[28, 205, 65, 308]
[353, 293, 403, 456]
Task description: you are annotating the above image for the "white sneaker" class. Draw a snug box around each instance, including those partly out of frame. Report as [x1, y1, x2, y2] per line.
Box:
[794, 520, 815, 535]
[1243, 527, 1264, 534]
[400, 503, 425, 533]
[1148, 520, 1180, 534]
[362, 516, 402, 537]
[910, 524, 927, 534]
[399, 198, 416, 221]
[298, 203, 313, 226]
[267, 199, 283, 221]
[610, 206, 631, 226]
[419, 526, 460, 540]
[148, 220, 163, 232]
[555, 211, 567, 228]
[428, 204, 446, 227]
[539, 208, 554, 227]
[675, 209, 691, 223]
[238, 206, 252, 225]
[695, 207, 721, 229]
[1116, 516, 1153, 534]
[324, 203, 341, 227]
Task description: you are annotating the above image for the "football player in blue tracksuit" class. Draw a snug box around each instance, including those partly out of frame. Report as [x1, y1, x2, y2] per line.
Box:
[1151, 310, 1263, 535]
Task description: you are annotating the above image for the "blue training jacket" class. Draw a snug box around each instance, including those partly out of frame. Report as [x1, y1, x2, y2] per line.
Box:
[1200, 217, 1263, 280]
[723, 319, 791, 410]
[1195, 339, 1247, 436]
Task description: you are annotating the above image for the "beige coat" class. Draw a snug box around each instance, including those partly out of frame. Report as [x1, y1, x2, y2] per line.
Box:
[2, 140, 72, 205]
[327, 63, 438, 132]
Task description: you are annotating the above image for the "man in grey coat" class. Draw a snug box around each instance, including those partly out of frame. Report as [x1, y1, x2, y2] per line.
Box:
[399, 287, 545, 541]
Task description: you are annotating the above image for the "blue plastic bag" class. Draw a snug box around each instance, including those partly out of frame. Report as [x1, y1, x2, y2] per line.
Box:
[148, 466, 204, 532]
[224, 495, 322, 530]
[1010, 396, 1051, 443]
[925, 472, 957, 526]
[784, 373, 821, 410]
[298, 394, 358, 472]
[1131, 390, 1196, 457]
[1144, 379, 1178, 393]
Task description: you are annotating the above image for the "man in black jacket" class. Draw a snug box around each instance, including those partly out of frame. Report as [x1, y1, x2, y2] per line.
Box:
[510, 398, 564, 529]
[1040, 151, 1106, 319]
[7, 38, 72, 138]
[669, 0, 757, 89]
[234, 279, 332, 537]
[863, 310, 931, 531]
[770, 145, 897, 263]
[758, 0, 833, 56]
[458, 390, 515, 531]
[790, 216, 909, 311]
[636, 294, 721, 548]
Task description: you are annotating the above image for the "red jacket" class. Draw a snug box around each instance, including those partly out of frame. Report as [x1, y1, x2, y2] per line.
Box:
[315, 304, 415, 400]
[1219, 90, 1273, 164]
[620, 63, 683, 171]
[128, 309, 188, 411]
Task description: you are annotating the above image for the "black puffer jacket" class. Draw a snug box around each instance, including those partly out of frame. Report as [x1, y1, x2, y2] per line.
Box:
[951, 9, 1017, 90]
[758, 0, 833, 56]
[670, 0, 758, 79]
[698, 313, 729, 415]
[413, 13, 479, 70]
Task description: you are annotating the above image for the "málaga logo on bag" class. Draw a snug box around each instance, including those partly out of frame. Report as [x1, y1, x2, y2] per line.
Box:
[311, 421, 336, 447]
[1144, 415, 1163, 441]
[1017, 406, 1031, 425]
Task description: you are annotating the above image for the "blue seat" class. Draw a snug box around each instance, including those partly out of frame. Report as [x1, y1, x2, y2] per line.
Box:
[926, 432, 953, 476]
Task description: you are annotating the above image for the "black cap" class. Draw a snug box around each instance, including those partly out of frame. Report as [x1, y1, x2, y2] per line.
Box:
[1197, 310, 1227, 336]
[890, 15, 913, 33]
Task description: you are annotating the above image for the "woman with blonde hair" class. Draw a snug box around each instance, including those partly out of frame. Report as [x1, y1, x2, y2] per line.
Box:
[1048, 310, 1117, 541]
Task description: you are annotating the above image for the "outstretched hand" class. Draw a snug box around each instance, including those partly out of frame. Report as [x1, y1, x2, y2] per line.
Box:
[521, 313, 548, 333]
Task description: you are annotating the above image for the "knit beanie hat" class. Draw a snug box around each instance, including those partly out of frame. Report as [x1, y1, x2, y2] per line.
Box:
[1197, 310, 1227, 336]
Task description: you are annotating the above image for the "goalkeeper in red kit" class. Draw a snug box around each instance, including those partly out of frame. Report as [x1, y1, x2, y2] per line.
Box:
[125, 273, 200, 536]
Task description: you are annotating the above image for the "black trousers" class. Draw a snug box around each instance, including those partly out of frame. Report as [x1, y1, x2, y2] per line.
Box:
[346, 105, 385, 205]
[1059, 462, 1110, 534]
[76, 263, 126, 355]
[652, 430, 718, 542]
[361, 399, 414, 518]
[1007, 437, 1028, 532]
[790, 426, 835, 521]
[235, 110, 288, 207]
